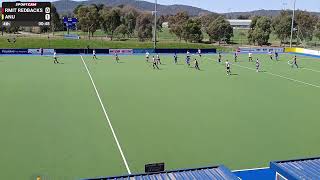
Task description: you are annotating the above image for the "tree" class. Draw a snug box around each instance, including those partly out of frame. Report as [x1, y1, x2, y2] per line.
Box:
[250, 16, 260, 29]
[100, 8, 122, 40]
[91, 3, 105, 11]
[168, 11, 189, 41]
[314, 21, 320, 40]
[248, 16, 271, 45]
[199, 13, 220, 27]
[206, 16, 233, 44]
[114, 24, 128, 39]
[121, 7, 139, 37]
[76, 5, 100, 38]
[237, 15, 250, 19]
[272, 11, 292, 45]
[51, 5, 63, 32]
[136, 13, 153, 41]
[182, 19, 203, 43]
[73, 4, 84, 15]
[295, 11, 317, 41]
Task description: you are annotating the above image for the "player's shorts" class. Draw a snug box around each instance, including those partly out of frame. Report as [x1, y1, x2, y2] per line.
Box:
[227, 67, 230, 70]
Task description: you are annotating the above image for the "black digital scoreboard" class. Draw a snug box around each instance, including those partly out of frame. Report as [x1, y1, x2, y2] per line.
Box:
[1, 2, 51, 27]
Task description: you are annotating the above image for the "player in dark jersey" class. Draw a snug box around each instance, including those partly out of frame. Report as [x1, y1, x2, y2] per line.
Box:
[174, 53, 178, 64]
[218, 53, 222, 63]
[194, 58, 200, 70]
[225, 60, 231, 75]
[275, 52, 279, 61]
[115, 53, 119, 63]
[256, 58, 260, 72]
[152, 56, 159, 69]
[234, 52, 238, 62]
[186, 56, 190, 66]
[292, 55, 298, 68]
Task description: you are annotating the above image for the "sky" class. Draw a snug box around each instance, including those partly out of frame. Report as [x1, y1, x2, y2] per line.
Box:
[1, 0, 319, 13]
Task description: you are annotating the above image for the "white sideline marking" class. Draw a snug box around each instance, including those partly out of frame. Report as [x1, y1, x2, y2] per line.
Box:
[80, 55, 131, 174]
[302, 67, 320, 73]
[203, 56, 320, 89]
[232, 166, 269, 172]
[233, 63, 320, 89]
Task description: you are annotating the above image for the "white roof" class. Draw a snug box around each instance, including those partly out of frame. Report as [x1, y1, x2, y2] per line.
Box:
[227, 19, 252, 26]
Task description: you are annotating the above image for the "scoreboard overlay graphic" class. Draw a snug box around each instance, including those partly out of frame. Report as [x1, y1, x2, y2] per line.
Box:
[1, 2, 51, 27]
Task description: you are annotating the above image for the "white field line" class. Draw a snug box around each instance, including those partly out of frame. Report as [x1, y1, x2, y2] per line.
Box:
[234, 63, 320, 89]
[302, 67, 320, 73]
[203, 56, 320, 89]
[80, 55, 131, 174]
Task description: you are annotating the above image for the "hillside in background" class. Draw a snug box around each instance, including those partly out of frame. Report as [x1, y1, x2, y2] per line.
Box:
[223, 9, 320, 18]
[1, 1, 319, 18]
[52, 0, 212, 16]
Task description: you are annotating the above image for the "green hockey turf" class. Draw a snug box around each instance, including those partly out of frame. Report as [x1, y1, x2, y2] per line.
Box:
[0, 53, 319, 179]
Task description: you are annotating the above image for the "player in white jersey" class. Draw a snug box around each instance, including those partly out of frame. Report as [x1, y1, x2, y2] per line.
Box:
[145, 51, 150, 62]
[156, 54, 161, 65]
[186, 50, 190, 58]
[53, 51, 59, 64]
[248, 52, 253, 62]
[92, 49, 97, 60]
[225, 60, 231, 75]
[256, 58, 260, 72]
[152, 56, 159, 69]
[268, 51, 273, 60]
[198, 48, 202, 57]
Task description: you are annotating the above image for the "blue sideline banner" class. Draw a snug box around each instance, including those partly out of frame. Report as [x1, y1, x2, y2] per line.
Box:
[0, 49, 29, 54]
[155, 49, 216, 54]
[55, 49, 109, 54]
[28, 49, 55, 55]
[238, 47, 284, 53]
[133, 49, 155, 54]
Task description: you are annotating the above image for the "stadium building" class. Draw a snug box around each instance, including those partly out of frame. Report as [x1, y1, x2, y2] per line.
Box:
[227, 19, 252, 29]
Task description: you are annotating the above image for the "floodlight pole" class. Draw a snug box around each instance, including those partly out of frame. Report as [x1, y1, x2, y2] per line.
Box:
[289, 0, 296, 48]
[153, 0, 157, 49]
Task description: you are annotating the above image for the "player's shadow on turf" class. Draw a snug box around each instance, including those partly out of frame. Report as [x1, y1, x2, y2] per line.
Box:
[230, 73, 238, 76]
[259, 70, 267, 73]
[117, 62, 125, 64]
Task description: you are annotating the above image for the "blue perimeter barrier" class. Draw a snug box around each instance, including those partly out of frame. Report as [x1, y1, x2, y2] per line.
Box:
[0, 48, 216, 55]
